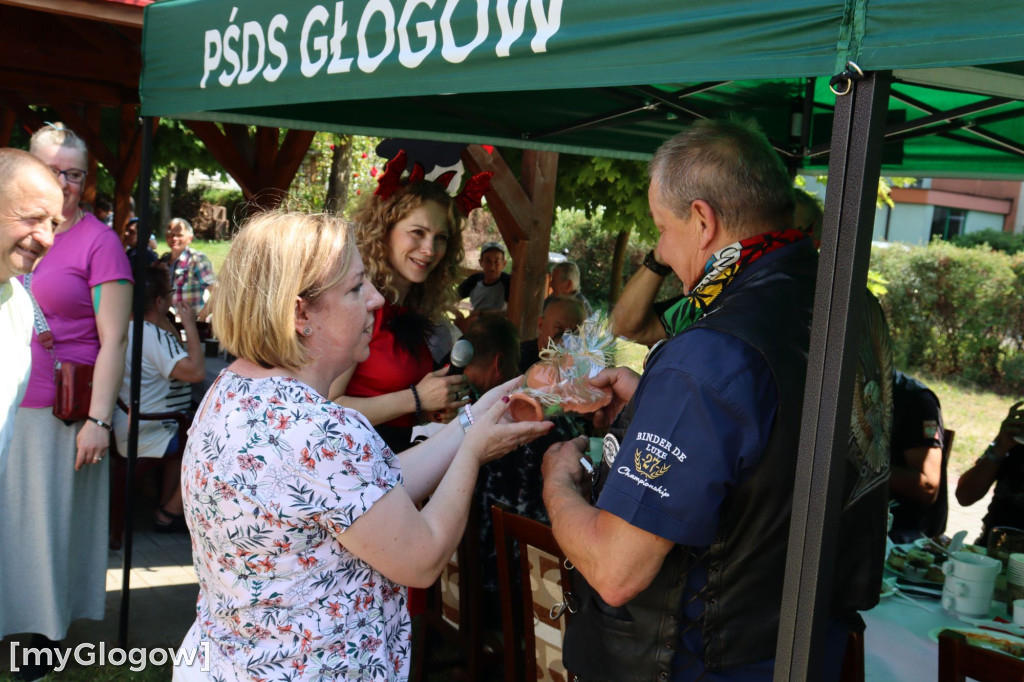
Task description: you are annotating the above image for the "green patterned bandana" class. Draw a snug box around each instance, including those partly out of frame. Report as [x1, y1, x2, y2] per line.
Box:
[662, 229, 807, 336]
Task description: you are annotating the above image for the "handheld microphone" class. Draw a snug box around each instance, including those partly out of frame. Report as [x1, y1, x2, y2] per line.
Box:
[447, 339, 474, 375]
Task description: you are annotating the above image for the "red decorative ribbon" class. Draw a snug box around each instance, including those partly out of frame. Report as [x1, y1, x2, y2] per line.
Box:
[374, 148, 493, 213]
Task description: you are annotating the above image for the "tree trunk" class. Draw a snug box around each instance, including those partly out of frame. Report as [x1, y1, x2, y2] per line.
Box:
[325, 135, 354, 213]
[609, 226, 632, 304]
[158, 172, 172, 234]
[169, 167, 190, 238]
[173, 167, 190, 202]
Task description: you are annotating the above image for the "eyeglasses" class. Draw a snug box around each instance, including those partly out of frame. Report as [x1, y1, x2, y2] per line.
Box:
[49, 167, 87, 185]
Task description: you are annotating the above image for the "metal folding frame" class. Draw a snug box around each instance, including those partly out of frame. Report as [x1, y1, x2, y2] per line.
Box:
[117, 115, 155, 647]
[774, 69, 892, 680]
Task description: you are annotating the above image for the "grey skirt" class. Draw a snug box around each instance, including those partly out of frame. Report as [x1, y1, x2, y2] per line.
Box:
[0, 407, 109, 640]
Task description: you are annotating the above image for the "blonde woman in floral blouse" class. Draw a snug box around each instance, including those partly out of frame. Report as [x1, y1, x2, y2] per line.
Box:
[174, 211, 551, 682]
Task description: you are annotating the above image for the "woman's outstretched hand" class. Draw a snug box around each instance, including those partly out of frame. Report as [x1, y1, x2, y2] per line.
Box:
[461, 393, 554, 465]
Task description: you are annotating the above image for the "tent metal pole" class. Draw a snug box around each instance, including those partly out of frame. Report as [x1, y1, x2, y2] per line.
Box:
[773, 69, 891, 681]
[118, 115, 155, 648]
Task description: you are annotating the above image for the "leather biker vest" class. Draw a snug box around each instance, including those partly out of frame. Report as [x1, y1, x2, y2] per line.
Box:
[563, 241, 891, 679]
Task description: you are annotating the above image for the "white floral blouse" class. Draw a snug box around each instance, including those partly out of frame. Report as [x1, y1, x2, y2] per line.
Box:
[180, 371, 410, 681]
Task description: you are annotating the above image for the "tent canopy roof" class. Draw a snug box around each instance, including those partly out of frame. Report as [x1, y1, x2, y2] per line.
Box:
[141, 0, 1024, 175]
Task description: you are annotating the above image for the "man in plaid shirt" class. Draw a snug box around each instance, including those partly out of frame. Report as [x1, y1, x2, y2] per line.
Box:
[162, 217, 215, 318]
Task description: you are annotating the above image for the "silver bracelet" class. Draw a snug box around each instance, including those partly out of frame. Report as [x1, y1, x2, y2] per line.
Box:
[457, 405, 474, 433]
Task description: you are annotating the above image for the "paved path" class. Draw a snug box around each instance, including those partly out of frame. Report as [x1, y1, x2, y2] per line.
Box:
[0, 526, 197, 676]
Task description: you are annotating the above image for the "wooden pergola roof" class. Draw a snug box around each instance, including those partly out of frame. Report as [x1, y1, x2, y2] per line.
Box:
[0, 0, 144, 108]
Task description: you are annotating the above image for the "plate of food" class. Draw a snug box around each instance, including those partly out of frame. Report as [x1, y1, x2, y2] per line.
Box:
[885, 545, 946, 585]
[927, 627, 1024, 659]
[914, 537, 988, 556]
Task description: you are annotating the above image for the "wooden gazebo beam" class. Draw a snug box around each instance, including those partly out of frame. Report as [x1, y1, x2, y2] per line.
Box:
[0, 0, 147, 28]
[186, 121, 315, 211]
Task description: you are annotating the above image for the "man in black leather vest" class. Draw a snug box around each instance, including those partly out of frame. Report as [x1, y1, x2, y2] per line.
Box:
[542, 119, 891, 681]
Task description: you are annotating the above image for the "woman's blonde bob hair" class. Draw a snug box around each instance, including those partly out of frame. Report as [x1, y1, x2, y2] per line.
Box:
[213, 211, 356, 371]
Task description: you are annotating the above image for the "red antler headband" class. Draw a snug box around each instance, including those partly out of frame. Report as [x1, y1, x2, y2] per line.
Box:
[374, 149, 493, 214]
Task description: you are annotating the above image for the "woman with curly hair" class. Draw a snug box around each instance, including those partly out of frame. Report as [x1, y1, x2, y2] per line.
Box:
[329, 154, 488, 453]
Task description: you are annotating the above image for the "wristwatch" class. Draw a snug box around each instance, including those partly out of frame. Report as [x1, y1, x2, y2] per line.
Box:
[642, 250, 672, 277]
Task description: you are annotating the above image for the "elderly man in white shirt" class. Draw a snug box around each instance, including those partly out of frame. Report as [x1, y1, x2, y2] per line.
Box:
[0, 148, 61, 476]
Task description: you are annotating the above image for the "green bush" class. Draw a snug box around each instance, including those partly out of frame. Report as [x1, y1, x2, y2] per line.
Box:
[951, 229, 1024, 255]
[872, 241, 1023, 386]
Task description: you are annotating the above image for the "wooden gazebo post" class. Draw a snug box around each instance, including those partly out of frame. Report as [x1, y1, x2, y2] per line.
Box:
[462, 145, 558, 338]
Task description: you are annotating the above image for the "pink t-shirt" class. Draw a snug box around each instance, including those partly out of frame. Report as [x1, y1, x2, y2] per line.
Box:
[20, 213, 132, 408]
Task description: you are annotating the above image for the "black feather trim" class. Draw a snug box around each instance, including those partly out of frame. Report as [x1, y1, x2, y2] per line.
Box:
[388, 309, 434, 357]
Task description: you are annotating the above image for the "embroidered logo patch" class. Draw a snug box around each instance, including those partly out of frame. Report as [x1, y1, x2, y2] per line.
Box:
[634, 449, 671, 479]
[923, 420, 939, 439]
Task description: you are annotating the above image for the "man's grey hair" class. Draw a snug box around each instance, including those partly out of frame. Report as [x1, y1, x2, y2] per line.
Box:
[648, 118, 795, 238]
[168, 217, 194, 237]
[551, 261, 580, 289]
[0, 148, 60, 200]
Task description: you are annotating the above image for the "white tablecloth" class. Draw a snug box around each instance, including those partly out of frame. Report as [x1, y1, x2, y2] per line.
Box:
[863, 594, 1012, 680]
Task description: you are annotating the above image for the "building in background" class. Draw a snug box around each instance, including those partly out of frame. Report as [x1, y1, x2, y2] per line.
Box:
[801, 177, 1023, 246]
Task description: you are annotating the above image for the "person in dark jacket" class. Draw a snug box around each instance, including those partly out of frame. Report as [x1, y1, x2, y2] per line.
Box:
[542, 118, 890, 681]
[889, 371, 947, 542]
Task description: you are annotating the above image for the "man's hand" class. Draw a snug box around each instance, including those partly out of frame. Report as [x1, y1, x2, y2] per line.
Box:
[589, 367, 640, 430]
[997, 401, 1024, 450]
[541, 436, 589, 492]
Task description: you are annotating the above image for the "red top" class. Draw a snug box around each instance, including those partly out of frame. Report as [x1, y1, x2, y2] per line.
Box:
[346, 300, 433, 428]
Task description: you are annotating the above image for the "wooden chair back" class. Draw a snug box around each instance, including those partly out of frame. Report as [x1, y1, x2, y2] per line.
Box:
[840, 627, 864, 682]
[411, 501, 502, 681]
[492, 503, 576, 682]
[938, 628, 1024, 681]
[108, 407, 191, 549]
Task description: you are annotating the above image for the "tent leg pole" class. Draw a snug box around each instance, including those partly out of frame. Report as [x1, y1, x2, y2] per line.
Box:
[773, 69, 891, 681]
[119, 115, 156, 649]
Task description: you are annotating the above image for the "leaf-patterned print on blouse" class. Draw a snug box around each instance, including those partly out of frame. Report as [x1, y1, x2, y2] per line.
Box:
[181, 370, 410, 681]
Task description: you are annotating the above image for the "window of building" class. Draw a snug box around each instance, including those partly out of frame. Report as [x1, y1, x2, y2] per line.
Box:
[930, 207, 967, 240]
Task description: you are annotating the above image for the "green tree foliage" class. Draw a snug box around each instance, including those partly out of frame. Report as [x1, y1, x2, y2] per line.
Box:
[808, 174, 916, 209]
[554, 154, 653, 239]
[872, 241, 1024, 387]
[152, 120, 222, 178]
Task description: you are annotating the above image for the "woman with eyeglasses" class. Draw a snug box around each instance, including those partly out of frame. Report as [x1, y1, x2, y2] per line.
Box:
[0, 123, 132, 676]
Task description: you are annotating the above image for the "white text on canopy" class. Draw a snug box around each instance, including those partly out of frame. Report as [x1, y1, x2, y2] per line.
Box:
[201, 0, 563, 88]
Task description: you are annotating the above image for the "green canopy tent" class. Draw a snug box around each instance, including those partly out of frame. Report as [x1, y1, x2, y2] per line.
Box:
[133, 1, 1024, 678]
[140, 0, 1024, 176]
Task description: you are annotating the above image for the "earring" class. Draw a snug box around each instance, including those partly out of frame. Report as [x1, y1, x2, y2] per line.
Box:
[302, 327, 312, 337]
